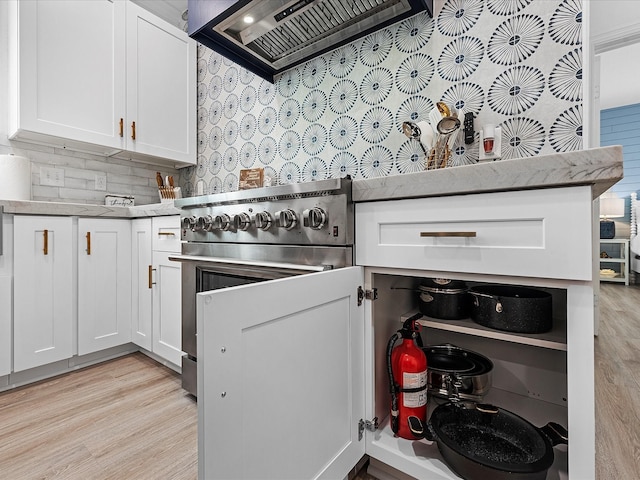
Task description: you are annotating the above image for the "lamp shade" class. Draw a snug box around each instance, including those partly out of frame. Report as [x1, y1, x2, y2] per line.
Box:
[600, 197, 625, 219]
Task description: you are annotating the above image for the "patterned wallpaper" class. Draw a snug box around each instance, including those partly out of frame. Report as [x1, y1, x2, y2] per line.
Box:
[182, 0, 583, 197]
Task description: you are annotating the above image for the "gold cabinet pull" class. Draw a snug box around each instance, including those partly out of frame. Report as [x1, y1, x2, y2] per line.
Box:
[420, 232, 477, 238]
[86, 232, 91, 255]
[119, 118, 124, 137]
[43, 229, 48, 255]
[157, 231, 175, 236]
[148, 265, 156, 289]
[131, 121, 136, 140]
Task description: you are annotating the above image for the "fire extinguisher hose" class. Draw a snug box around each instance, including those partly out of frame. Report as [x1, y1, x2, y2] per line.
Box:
[386, 331, 402, 435]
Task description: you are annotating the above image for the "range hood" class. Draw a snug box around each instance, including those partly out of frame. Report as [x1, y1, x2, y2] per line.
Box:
[188, 0, 433, 83]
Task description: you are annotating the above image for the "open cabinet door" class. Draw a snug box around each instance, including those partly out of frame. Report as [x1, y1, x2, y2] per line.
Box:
[197, 266, 365, 480]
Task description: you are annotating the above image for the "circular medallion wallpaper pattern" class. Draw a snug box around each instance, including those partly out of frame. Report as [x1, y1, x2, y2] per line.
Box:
[186, 0, 584, 195]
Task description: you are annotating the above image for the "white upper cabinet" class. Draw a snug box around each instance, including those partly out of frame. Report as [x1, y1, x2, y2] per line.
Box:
[8, 0, 196, 167]
[124, 2, 196, 165]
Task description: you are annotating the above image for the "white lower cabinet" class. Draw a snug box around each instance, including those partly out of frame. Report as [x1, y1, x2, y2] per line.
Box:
[13, 216, 74, 372]
[131, 216, 182, 367]
[197, 186, 595, 480]
[0, 213, 14, 376]
[132, 219, 153, 350]
[77, 218, 132, 355]
[151, 251, 182, 366]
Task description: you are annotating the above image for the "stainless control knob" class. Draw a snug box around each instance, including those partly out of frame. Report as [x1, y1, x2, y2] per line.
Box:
[233, 212, 251, 231]
[253, 211, 273, 231]
[303, 207, 327, 230]
[196, 215, 215, 232]
[275, 209, 298, 230]
[215, 214, 232, 231]
[182, 216, 198, 231]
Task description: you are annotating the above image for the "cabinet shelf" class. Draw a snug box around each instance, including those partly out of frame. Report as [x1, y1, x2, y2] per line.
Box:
[401, 310, 567, 351]
[368, 387, 568, 480]
[599, 239, 629, 285]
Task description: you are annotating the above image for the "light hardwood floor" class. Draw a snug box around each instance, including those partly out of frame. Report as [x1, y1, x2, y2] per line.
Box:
[595, 282, 640, 479]
[0, 284, 637, 479]
[0, 353, 197, 479]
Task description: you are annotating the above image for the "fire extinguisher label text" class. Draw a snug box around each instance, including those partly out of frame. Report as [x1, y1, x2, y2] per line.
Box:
[402, 370, 428, 408]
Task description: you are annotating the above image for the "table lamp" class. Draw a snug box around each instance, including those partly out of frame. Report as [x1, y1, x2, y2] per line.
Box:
[599, 195, 625, 239]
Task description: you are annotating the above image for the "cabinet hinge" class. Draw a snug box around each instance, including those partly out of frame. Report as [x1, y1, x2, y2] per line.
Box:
[358, 417, 379, 441]
[357, 286, 378, 306]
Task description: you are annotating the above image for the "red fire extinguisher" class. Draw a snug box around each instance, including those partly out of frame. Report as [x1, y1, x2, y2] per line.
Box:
[386, 314, 427, 439]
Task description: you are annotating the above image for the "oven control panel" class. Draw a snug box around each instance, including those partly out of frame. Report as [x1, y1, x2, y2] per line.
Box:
[179, 194, 353, 246]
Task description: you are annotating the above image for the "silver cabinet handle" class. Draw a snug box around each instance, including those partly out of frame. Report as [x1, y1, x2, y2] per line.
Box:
[420, 232, 477, 237]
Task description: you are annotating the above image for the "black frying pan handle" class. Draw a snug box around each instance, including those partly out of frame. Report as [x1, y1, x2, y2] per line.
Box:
[539, 422, 568, 446]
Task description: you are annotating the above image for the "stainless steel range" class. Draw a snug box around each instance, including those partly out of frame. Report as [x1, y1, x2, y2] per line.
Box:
[172, 177, 353, 395]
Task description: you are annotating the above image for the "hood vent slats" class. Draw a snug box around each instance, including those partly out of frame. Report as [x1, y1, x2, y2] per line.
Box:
[188, 0, 433, 82]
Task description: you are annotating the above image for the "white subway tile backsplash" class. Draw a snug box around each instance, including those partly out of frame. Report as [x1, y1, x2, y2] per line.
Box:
[8, 143, 181, 205]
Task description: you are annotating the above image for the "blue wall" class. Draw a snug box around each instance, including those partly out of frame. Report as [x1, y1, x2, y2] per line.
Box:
[601, 103, 640, 199]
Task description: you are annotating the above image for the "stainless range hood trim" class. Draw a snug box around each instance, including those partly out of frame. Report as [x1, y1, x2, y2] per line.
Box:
[188, 0, 433, 82]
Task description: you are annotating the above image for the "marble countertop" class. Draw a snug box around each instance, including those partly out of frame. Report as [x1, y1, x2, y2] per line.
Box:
[0, 200, 181, 218]
[351, 145, 623, 202]
[0, 146, 624, 216]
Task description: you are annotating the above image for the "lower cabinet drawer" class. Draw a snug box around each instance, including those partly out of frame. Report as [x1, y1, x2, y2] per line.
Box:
[152, 215, 181, 252]
[355, 186, 593, 280]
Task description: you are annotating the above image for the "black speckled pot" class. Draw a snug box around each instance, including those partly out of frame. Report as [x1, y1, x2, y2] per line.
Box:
[428, 403, 568, 480]
[469, 285, 552, 334]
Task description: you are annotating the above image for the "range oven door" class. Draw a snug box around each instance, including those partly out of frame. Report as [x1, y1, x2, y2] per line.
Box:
[197, 266, 365, 480]
[170, 254, 331, 396]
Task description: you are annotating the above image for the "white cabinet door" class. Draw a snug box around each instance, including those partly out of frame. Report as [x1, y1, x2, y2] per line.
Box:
[197, 267, 365, 480]
[9, 0, 195, 166]
[78, 218, 132, 355]
[9, 0, 125, 151]
[131, 218, 152, 351]
[0, 213, 13, 376]
[125, 2, 196, 164]
[152, 251, 182, 366]
[13, 216, 73, 372]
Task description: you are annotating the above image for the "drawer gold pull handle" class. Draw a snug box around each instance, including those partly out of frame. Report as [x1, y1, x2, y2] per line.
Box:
[131, 121, 136, 140]
[43, 229, 48, 255]
[420, 231, 477, 238]
[119, 118, 124, 137]
[86, 232, 91, 255]
[157, 232, 176, 236]
[148, 265, 156, 289]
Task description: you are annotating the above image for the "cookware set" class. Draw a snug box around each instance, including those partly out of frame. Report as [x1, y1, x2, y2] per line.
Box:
[392, 280, 566, 479]
[417, 278, 553, 335]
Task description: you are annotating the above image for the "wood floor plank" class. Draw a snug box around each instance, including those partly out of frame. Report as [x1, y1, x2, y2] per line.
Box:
[0, 353, 197, 480]
[596, 283, 640, 479]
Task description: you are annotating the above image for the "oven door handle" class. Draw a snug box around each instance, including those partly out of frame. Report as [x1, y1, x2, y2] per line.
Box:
[167, 254, 331, 272]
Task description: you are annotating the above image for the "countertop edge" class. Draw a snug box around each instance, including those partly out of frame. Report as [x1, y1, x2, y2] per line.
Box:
[351, 146, 624, 202]
[0, 200, 181, 218]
